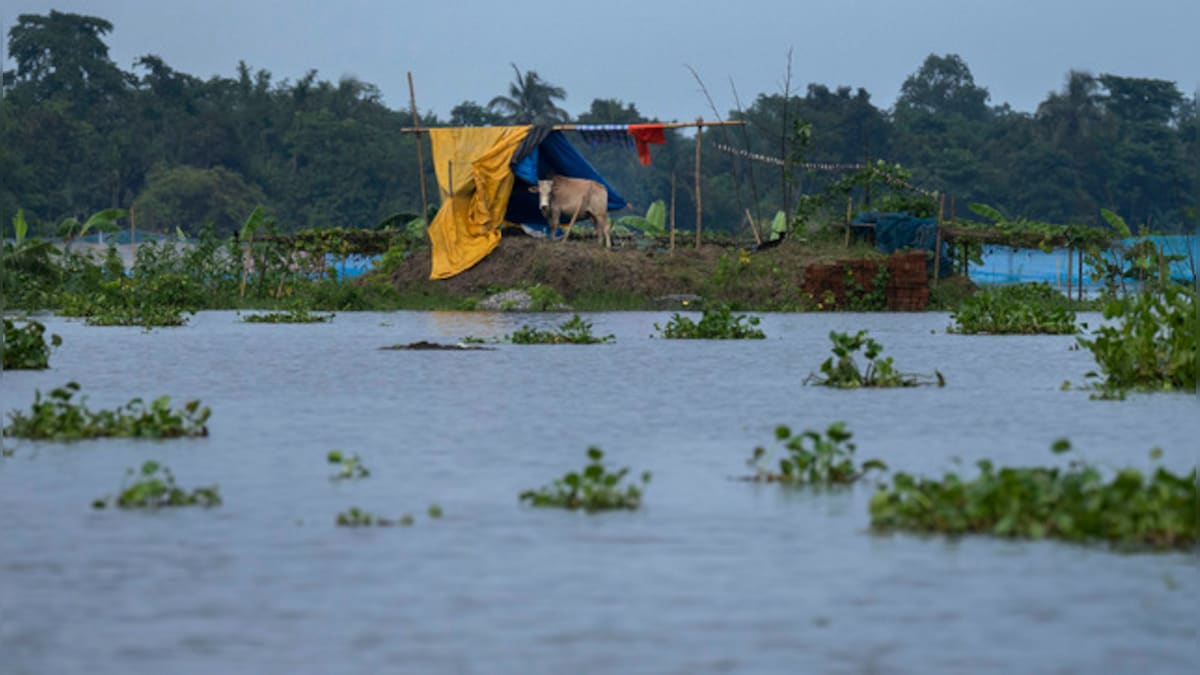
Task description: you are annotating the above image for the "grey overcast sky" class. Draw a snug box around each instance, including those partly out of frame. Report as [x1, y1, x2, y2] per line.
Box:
[4, 0, 1198, 121]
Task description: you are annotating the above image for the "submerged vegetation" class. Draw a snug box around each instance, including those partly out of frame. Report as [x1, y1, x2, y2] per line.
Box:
[335, 504, 442, 527]
[241, 307, 333, 323]
[2, 318, 62, 370]
[949, 282, 1078, 335]
[869, 441, 1197, 550]
[520, 447, 651, 512]
[805, 330, 944, 388]
[654, 303, 766, 339]
[466, 314, 614, 345]
[746, 422, 887, 484]
[3, 382, 210, 440]
[327, 450, 371, 480]
[92, 461, 221, 510]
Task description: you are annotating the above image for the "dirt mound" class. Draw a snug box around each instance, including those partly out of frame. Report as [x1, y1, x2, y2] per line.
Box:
[389, 233, 727, 300]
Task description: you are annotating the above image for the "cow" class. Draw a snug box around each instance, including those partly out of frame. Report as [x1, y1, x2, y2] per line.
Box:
[530, 176, 612, 248]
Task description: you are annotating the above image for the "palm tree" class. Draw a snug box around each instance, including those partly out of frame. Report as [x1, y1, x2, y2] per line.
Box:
[488, 64, 569, 125]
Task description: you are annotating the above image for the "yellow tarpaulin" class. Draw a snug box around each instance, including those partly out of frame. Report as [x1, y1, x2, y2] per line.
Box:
[427, 126, 531, 279]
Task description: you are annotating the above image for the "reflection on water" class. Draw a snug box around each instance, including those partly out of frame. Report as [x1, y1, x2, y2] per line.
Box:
[1, 311, 1197, 674]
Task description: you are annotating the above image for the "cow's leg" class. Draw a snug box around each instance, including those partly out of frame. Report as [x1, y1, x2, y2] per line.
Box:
[596, 211, 612, 249]
[562, 200, 585, 243]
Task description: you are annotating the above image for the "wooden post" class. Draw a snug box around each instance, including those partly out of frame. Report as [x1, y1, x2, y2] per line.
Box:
[407, 72, 429, 222]
[843, 197, 853, 247]
[669, 173, 676, 255]
[129, 205, 137, 266]
[694, 117, 703, 250]
[932, 194, 944, 286]
[745, 209, 761, 246]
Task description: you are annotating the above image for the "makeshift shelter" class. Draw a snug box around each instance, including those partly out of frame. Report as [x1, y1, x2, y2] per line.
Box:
[425, 126, 626, 279]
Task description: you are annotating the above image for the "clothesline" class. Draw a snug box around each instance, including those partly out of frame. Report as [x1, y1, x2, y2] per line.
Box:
[712, 143, 938, 196]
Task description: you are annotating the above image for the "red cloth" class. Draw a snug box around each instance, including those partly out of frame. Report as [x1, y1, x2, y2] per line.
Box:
[627, 124, 666, 165]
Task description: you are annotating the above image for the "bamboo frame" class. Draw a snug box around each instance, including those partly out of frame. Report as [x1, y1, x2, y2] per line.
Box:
[669, 173, 676, 255]
[407, 72, 429, 222]
[694, 117, 703, 249]
[399, 119, 745, 134]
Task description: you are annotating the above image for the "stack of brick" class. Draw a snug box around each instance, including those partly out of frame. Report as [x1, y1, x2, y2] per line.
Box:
[801, 251, 930, 311]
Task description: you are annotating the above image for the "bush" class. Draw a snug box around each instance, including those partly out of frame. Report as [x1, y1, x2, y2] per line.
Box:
[1077, 283, 1196, 394]
[746, 422, 887, 484]
[2, 318, 61, 369]
[654, 303, 765, 339]
[4, 382, 210, 440]
[805, 330, 943, 388]
[950, 282, 1077, 335]
[520, 447, 650, 512]
[869, 441, 1197, 550]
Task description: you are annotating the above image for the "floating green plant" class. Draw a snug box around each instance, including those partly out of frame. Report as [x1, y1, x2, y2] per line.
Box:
[466, 314, 614, 345]
[805, 330, 943, 388]
[241, 307, 333, 323]
[949, 282, 1077, 335]
[335, 504, 442, 527]
[92, 461, 221, 509]
[869, 441, 1197, 550]
[654, 303, 765, 339]
[520, 447, 650, 512]
[3, 382, 210, 440]
[327, 450, 370, 480]
[1077, 283, 1196, 396]
[747, 422, 887, 484]
[2, 318, 62, 370]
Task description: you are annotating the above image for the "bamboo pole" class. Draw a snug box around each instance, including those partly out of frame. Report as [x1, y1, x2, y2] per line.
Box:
[399, 119, 746, 134]
[1077, 248, 1083, 301]
[933, 194, 944, 286]
[745, 209, 761, 246]
[129, 205, 136, 263]
[843, 197, 853, 247]
[407, 72, 429, 221]
[669, 173, 676, 255]
[694, 117, 703, 250]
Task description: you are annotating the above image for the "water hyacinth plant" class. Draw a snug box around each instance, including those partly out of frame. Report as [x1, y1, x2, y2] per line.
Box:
[805, 330, 943, 388]
[327, 450, 370, 480]
[92, 461, 221, 509]
[336, 507, 415, 527]
[949, 282, 1078, 335]
[3, 382, 210, 440]
[654, 303, 765, 339]
[2, 318, 62, 369]
[241, 307, 333, 323]
[520, 447, 650, 512]
[1076, 282, 1196, 395]
[747, 422, 887, 484]
[466, 314, 614, 345]
[869, 440, 1197, 550]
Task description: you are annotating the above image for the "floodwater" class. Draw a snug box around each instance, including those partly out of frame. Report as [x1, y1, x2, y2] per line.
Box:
[1, 311, 1196, 675]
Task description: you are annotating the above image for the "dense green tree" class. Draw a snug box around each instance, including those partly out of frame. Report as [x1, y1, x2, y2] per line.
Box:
[131, 166, 267, 235]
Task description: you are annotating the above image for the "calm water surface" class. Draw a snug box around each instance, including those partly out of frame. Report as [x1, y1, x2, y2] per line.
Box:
[1, 311, 1197, 674]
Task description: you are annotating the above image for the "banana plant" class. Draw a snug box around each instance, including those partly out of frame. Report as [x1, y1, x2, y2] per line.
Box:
[616, 200, 666, 237]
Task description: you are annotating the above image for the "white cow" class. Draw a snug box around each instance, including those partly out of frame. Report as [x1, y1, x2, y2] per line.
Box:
[531, 176, 612, 248]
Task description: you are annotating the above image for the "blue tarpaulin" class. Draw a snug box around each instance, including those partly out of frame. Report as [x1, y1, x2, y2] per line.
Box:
[507, 130, 626, 233]
[852, 211, 951, 276]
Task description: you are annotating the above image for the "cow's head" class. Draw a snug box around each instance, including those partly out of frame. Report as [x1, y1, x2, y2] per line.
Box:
[533, 179, 553, 216]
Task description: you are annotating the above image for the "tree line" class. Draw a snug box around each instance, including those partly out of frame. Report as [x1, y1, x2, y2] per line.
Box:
[2, 11, 1196, 239]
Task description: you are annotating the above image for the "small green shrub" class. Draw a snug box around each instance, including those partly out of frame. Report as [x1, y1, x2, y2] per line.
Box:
[2, 318, 62, 369]
[806, 330, 943, 388]
[520, 447, 650, 512]
[747, 422, 887, 484]
[92, 461, 221, 509]
[844, 265, 890, 311]
[950, 282, 1077, 334]
[654, 303, 765, 339]
[3, 382, 210, 440]
[327, 450, 370, 480]
[869, 441, 1197, 550]
[242, 307, 333, 323]
[1077, 283, 1196, 395]
[490, 315, 614, 344]
[526, 284, 566, 311]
